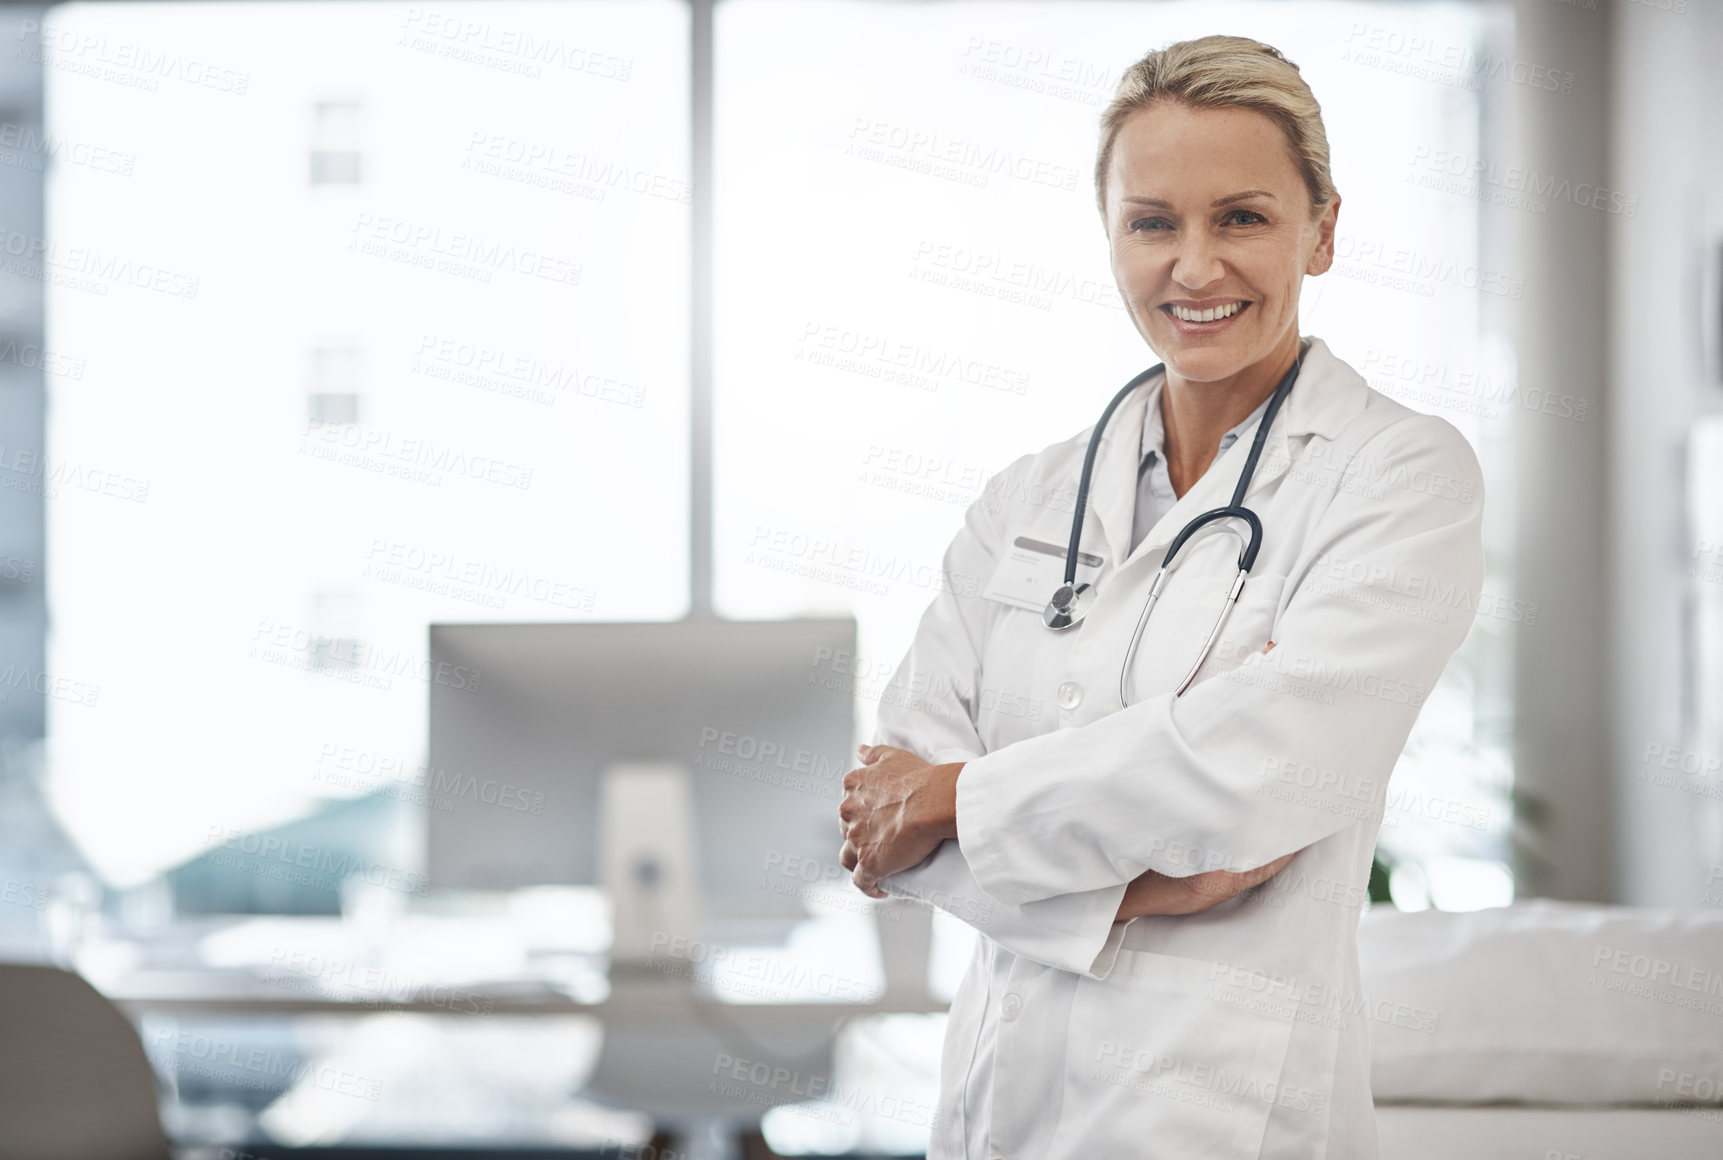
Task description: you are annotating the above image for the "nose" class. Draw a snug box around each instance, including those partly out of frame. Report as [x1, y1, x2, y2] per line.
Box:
[1169, 229, 1225, 293]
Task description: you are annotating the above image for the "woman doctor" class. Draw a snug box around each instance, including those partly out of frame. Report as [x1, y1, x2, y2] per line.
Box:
[836, 34, 1484, 1160]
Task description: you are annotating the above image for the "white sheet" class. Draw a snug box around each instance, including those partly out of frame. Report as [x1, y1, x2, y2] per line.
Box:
[1375, 1104, 1723, 1160]
[1360, 901, 1723, 1104]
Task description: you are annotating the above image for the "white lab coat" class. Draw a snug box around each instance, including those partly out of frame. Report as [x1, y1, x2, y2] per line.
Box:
[870, 335, 1484, 1159]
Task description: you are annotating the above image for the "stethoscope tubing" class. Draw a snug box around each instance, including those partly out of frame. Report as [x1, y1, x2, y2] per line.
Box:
[1062, 364, 1167, 588]
[1049, 340, 1311, 703]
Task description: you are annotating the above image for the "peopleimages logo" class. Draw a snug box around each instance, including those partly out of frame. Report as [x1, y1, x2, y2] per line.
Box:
[1092, 1040, 1329, 1115]
[708, 1052, 939, 1128]
[845, 117, 1080, 191]
[646, 931, 880, 1003]
[204, 825, 430, 896]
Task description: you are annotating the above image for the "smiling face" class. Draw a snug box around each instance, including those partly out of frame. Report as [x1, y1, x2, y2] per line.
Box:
[1104, 101, 1338, 385]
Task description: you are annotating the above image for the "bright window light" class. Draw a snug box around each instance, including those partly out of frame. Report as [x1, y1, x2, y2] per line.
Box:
[43, 0, 690, 888]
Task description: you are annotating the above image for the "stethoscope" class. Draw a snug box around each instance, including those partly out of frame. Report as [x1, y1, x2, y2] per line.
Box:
[1042, 339, 1310, 705]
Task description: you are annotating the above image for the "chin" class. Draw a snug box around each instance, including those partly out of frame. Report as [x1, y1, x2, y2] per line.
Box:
[1156, 337, 1257, 383]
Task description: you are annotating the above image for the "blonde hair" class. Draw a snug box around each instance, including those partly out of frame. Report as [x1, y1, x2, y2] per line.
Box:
[1095, 35, 1336, 221]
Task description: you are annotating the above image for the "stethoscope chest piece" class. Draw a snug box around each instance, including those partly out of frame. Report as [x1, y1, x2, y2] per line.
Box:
[1042, 581, 1093, 630]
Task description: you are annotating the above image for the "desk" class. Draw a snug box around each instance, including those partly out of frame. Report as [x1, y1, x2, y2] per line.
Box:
[79, 906, 950, 1160]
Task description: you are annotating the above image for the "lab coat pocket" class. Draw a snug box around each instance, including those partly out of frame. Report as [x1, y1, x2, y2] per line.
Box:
[1059, 949, 1298, 1159]
[1121, 563, 1288, 700]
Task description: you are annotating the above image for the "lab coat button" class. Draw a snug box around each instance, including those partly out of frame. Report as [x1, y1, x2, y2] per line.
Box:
[1056, 682, 1083, 710]
[1000, 992, 1022, 1021]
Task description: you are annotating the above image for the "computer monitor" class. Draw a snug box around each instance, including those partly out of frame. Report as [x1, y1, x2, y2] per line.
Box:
[426, 618, 858, 923]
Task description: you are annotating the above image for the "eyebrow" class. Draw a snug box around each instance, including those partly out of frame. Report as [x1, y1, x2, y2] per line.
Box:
[1121, 190, 1279, 209]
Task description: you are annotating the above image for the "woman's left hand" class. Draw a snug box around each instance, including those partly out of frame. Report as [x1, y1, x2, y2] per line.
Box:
[1118, 850, 1300, 918]
[839, 744, 962, 898]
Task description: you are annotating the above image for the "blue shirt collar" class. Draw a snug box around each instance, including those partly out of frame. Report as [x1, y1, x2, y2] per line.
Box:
[1140, 384, 1275, 474]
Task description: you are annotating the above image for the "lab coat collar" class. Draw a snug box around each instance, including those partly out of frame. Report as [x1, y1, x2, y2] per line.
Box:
[1088, 335, 1367, 571]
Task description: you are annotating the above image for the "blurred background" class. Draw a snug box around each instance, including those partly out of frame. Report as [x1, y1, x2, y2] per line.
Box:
[0, 0, 1714, 1156]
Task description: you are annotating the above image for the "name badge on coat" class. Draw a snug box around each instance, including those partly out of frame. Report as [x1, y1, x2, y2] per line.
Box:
[982, 535, 1103, 613]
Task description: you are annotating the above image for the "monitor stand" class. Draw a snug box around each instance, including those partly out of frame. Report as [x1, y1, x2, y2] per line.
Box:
[600, 762, 700, 968]
[591, 762, 838, 1160]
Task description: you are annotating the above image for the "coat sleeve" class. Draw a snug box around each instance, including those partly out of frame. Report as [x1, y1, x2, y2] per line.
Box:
[865, 454, 1133, 979]
[956, 413, 1486, 907]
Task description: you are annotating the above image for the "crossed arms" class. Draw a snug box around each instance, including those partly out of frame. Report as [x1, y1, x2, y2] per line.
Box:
[837, 745, 1294, 922]
[834, 417, 1483, 978]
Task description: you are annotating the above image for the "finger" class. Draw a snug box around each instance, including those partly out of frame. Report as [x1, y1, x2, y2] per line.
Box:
[840, 840, 858, 871]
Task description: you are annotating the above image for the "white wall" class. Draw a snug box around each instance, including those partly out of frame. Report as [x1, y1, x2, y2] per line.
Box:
[1505, 0, 1613, 901]
[1607, 0, 1723, 906]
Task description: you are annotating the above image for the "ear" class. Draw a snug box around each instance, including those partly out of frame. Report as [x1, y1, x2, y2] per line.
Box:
[1304, 193, 1341, 277]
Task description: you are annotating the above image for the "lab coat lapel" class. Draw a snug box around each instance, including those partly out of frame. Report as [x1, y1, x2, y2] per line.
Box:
[1085, 378, 1151, 574]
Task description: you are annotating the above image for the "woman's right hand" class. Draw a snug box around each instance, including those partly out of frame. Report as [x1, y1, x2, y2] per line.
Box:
[1115, 850, 1299, 919]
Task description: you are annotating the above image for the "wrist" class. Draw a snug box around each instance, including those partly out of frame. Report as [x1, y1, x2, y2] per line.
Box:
[922, 761, 963, 843]
[1121, 870, 1199, 918]
[1121, 874, 1154, 920]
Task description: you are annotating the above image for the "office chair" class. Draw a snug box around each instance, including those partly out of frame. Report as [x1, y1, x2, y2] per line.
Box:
[0, 962, 171, 1160]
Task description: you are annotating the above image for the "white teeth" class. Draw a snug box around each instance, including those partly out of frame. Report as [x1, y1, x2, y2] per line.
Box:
[1170, 301, 1244, 323]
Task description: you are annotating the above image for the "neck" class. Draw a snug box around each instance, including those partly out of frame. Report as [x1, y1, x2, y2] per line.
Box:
[1160, 329, 1301, 498]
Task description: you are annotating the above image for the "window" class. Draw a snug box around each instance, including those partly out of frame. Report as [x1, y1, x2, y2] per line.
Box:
[309, 99, 365, 186]
[43, 0, 691, 892]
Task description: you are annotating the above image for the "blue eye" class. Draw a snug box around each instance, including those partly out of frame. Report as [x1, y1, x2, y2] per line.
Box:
[1128, 210, 1264, 232]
